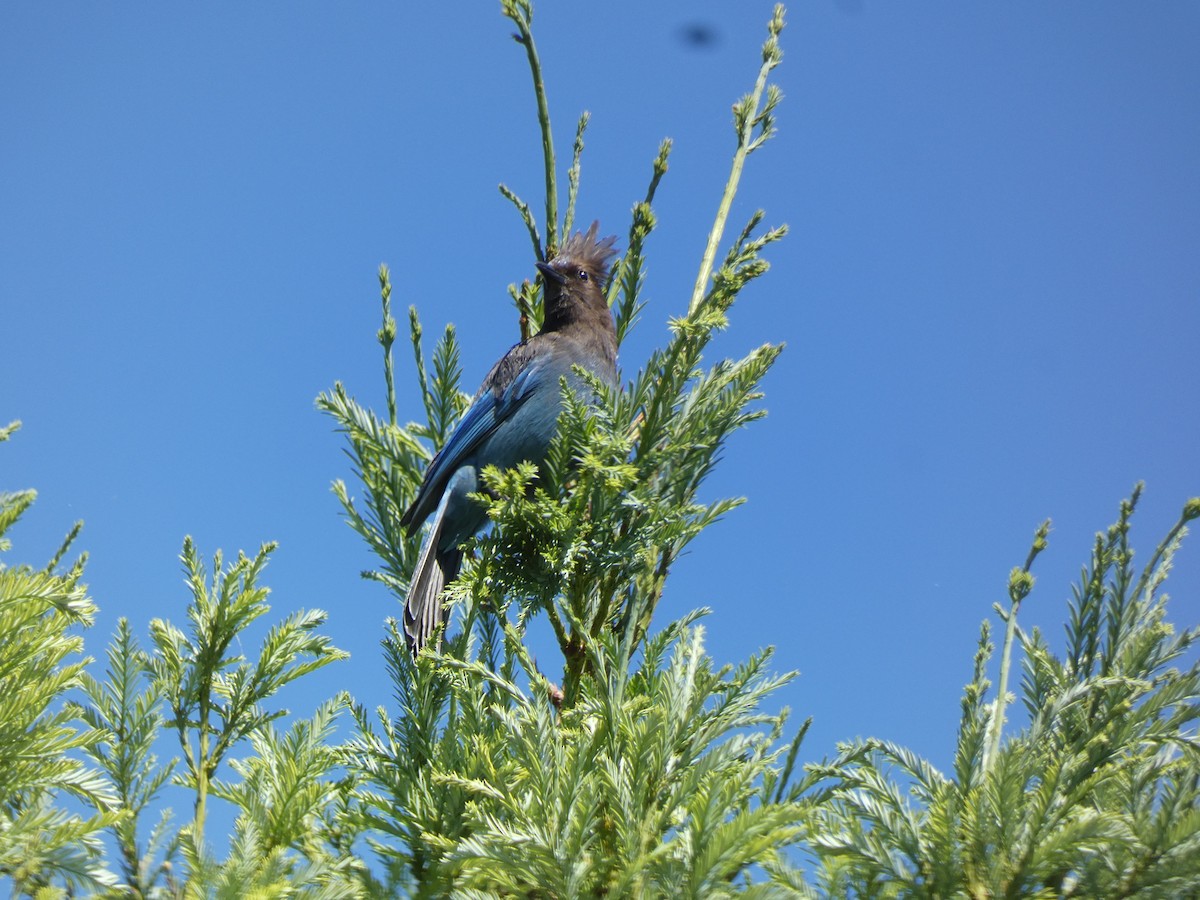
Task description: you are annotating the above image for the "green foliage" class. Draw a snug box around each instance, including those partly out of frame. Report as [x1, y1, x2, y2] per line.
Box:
[803, 488, 1200, 897]
[74, 619, 179, 896]
[202, 695, 365, 897]
[322, 0, 789, 701]
[65, 540, 357, 898]
[148, 539, 348, 848]
[4, 3, 1198, 897]
[448, 618, 805, 897]
[0, 422, 119, 895]
[609, 138, 670, 346]
[317, 291, 470, 604]
[321, 6, 810, 894]
[346, 615, 811, 897]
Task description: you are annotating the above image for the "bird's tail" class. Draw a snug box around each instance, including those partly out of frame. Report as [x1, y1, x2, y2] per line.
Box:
[404, 492, 463, 655]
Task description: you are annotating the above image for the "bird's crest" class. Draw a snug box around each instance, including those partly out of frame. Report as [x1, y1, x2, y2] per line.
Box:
[554, 221, 619, 281]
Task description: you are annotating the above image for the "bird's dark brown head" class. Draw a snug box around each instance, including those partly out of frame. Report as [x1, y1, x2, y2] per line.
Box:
[535, 221, 618, 333]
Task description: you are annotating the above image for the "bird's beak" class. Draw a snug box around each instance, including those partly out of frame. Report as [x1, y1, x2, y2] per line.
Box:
[536, 261, 567, 285]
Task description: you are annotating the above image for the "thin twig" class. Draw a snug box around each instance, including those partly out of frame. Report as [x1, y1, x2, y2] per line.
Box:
[503, 0, 558, 252]
[689, 6, 785, 314]
[984, 519, 1049, 771]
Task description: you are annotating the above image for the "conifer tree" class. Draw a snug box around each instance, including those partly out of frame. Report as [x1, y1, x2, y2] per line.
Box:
[799, 490, 1200, 897]
[2, 3, 1195, 896]
[0, 422, 119, 894]
[317, 3, 813, 893]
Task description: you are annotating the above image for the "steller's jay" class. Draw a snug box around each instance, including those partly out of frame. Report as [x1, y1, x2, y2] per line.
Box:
[400, 222, 619, 654]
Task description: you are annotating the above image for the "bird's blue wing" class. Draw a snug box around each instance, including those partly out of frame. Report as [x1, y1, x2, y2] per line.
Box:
[401, 352, 549, 529]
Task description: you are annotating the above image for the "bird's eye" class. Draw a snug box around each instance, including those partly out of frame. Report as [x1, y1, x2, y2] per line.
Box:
[577, 269, 589, 281]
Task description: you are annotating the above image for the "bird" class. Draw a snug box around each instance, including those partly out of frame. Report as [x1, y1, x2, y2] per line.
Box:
[400, 221, 620, 654]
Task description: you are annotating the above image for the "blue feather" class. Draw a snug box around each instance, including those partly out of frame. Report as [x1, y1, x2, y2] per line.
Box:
[401, 221, 620, 654]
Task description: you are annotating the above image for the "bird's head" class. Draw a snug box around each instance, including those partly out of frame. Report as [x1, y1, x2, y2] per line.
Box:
[535, 221, 618, 332]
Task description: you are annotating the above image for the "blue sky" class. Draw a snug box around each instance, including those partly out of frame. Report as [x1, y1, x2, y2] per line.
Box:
[3, 0, 1198, 824]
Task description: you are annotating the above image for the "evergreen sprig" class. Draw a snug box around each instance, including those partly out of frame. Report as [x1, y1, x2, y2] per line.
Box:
[74, 619, 179, 897]
[328, 5, 807, 893]
[802, 490, 1200, 897]
[0, 429, 119, 894]
[148, 539, 347, 852]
